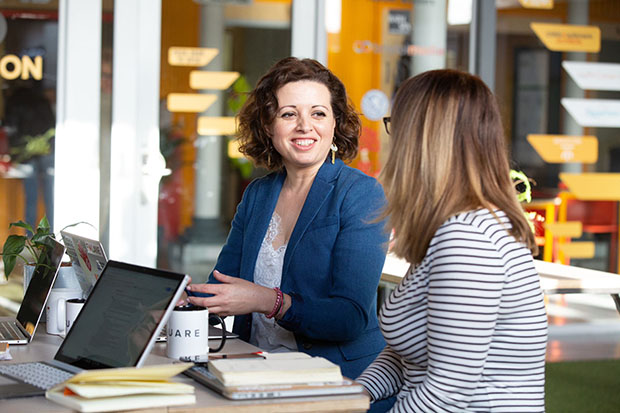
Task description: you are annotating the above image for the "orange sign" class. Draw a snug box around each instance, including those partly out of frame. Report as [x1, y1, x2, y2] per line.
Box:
[527, 134, 598, 163]
[530, 23, 600, 53]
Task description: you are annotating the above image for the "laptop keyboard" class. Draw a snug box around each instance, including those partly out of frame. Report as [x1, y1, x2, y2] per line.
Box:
[0, 320, 24, 341]
[0, 362, 73, 390]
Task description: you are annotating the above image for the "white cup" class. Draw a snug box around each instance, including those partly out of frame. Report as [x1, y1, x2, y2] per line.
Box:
[46, 288, 83, 335]
[57, 298, 86, 337]
[166, 305, 226, 361]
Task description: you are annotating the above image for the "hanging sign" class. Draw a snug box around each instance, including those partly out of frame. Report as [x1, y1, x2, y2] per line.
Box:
[530, 23, 600, 53]
[527, 134, 598, 163]
[561, 98, 620, 128]
[519, 0, 553, 9]
[562, 61, 620, 92]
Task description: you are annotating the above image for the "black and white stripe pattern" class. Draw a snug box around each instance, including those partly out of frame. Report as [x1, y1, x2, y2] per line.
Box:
[358, 209, 547, 412]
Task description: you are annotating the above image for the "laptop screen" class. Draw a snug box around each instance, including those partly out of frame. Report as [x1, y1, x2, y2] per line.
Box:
[16, 239, 66, 336]
[54, 260, 188, 370]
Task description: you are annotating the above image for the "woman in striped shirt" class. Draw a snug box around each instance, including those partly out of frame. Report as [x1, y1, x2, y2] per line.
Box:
[357, 69, 548, 412]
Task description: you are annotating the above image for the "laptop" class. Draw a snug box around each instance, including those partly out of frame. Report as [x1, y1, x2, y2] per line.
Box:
[0, 239, 66, 344]
[62, 231, 237, 341]
[60, 230, 107, 296]
[0, 260, 189, 399]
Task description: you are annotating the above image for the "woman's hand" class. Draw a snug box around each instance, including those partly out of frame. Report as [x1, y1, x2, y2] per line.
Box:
[185, 270, 275, 316]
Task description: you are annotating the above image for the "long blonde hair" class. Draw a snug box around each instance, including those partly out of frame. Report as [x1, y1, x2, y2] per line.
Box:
[381, 69, 537, 265]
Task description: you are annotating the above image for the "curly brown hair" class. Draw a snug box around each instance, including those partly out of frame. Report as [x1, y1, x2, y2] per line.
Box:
[236, 57, 361, 170]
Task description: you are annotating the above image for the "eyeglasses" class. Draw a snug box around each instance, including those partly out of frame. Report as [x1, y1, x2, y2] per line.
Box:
[382, 117, 391, 135]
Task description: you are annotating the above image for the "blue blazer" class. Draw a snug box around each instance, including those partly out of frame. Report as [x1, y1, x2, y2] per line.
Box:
[210, 159, 389, 379]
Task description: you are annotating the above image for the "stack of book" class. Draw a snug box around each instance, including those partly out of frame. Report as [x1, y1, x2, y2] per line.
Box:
[185, 352, 364, 400]
[45, 363, 196, 412]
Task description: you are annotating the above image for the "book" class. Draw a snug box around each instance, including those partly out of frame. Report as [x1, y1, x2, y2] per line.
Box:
[185, 363, 364, 400]
[45, 363, 196, 413]
[208, 353, 343, 387]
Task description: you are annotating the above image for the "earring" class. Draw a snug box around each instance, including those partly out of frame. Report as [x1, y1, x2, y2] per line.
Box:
[330, 143, 338, 164]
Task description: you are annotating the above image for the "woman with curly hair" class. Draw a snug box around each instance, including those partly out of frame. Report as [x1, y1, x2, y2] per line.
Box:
[187, 58, 392, 409]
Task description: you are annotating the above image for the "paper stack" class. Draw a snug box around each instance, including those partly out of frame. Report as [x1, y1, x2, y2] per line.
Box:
[45, 363, 196, 412]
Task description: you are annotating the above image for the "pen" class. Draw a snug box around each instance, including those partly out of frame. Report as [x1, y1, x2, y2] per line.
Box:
[209, 352, 265, 360]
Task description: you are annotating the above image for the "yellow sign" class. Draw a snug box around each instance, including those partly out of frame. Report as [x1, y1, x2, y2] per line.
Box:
[519, 0, 553, 9]
[190, 71, 240, 90]
[544, 222, 582, 238]
[197, 116, 237, 136]
[559, 173, 620, 201]
[530, 23, 601, 53]
[0, 55, 42, 80]
[166, 93, 217, 113]
[168, 47, 218, 67]
[527, 134, 597, 164]
[557, 241, 595, 259]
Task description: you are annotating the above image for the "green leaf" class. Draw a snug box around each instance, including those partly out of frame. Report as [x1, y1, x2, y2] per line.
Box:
[2, 234, 26, 256]
[37, 216, 51, 233]
[2, 254, 16, 278]
[8, 220, 34, 234]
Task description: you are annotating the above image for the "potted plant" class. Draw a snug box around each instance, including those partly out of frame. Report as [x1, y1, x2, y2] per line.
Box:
[1, 216, 82, 292]
[1, 216, 57, 279]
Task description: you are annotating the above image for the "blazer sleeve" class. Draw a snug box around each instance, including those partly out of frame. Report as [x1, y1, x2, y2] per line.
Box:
[278, 175, 389, 341]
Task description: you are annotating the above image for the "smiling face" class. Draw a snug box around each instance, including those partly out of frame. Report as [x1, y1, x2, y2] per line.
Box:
[270, 80, 336, 174]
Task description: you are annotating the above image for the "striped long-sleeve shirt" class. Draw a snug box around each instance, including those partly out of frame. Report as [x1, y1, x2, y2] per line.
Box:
[357, 209, 548, 412]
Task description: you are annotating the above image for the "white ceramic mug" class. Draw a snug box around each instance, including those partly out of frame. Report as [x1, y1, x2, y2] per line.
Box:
[166, 305, 226, 361]
[46, 288, 82, 335]
[57, 298, 86, 337]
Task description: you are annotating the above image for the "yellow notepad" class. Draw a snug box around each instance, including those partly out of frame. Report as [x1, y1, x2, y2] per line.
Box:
[45, 363, 196, 413]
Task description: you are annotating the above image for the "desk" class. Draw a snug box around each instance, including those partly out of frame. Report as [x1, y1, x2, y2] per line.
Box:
[381, 254, 620, 315]
[3, 333, 369, 413]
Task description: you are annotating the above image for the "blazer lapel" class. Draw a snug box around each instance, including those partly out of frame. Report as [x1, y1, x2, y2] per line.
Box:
[241, 172, 285, 280]
[283, 160, 343, 276]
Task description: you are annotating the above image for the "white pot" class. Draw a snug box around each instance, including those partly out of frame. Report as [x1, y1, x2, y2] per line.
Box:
[23, 262, 80, 295]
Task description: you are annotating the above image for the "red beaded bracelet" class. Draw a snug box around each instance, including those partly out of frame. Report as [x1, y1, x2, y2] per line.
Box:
[266, 287, 283, 319]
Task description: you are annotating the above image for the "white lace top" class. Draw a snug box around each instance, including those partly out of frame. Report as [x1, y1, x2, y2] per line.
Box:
[249, 212, 298, 352]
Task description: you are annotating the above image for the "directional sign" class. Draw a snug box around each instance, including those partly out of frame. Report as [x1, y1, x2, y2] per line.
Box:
[190, 71, 240, 90]
[168, 47, 218, 67]
[530, 23, 600, 53]
[198, 116, 237, 136]
[562, 61, 620, 92]
[519, 0, 553, 9]
[167, 93, 217, 113]
[561, 98, 620, 128]
[527, 134, 598, 163]
[559, 173, 620, 201]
